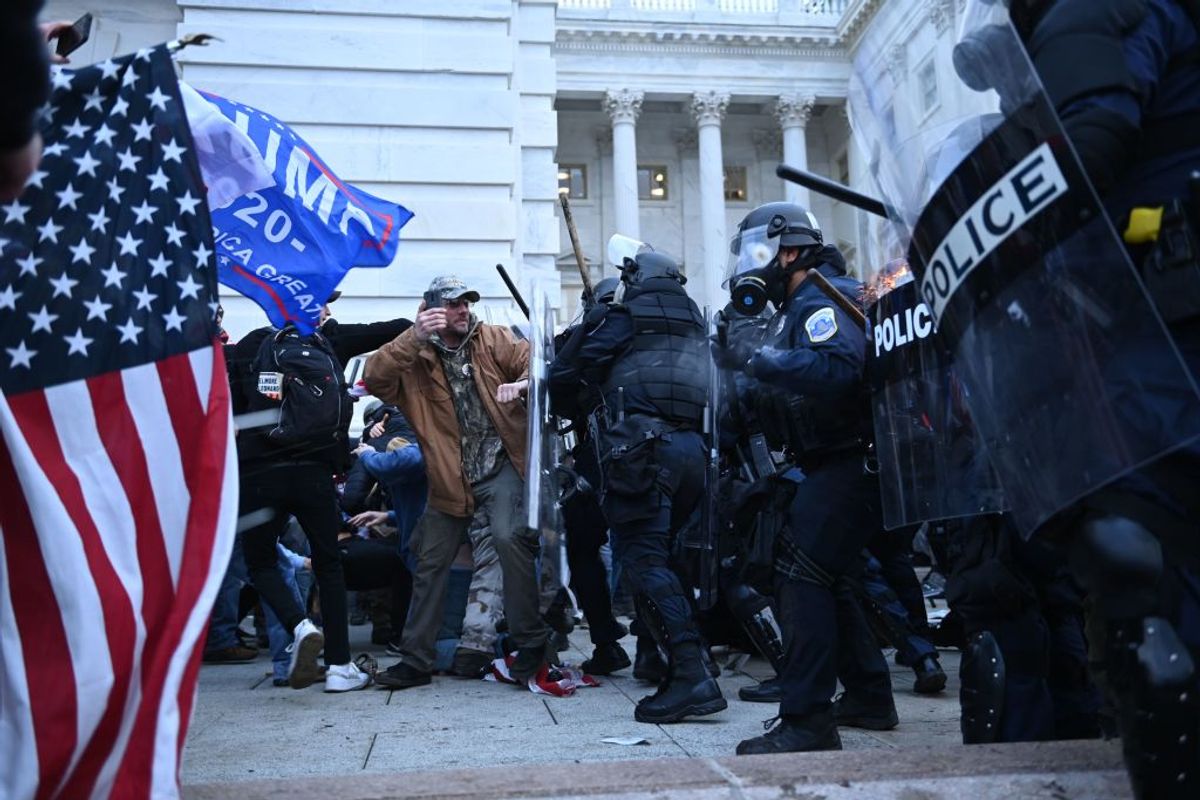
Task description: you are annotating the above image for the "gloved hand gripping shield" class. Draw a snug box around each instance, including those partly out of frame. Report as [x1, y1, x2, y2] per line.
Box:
[524, 282, 564, 584]
[849, 0, 1200, 536]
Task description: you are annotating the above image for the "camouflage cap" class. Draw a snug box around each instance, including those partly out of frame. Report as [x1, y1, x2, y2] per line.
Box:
[427, 275, 481, 303]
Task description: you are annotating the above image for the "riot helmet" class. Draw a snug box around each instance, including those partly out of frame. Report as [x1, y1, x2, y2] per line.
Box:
[726, 202, 823, 316]
[592, 277, 620, 305]
[606, 234, 685, 301]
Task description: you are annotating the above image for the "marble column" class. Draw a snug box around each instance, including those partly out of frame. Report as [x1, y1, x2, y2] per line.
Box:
[691, 90, 729, 314]
[775, 94, 815, 208]
[603, 89, 643, 240]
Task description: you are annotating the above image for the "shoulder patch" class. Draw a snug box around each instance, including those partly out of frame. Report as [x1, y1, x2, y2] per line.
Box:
[804, 307, 838, 343]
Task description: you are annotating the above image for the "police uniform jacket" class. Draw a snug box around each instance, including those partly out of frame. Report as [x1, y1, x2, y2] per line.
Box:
[747, 258, 870, 456]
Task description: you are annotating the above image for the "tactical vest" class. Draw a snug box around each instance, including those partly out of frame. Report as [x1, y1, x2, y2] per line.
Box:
[601, 286, 709, 428]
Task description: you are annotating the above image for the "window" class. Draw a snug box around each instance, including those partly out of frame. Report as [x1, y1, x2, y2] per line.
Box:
[918, 58, 939, 116]
[724, 166, 748, 202]
[638, 165, 668, 200]
[557, 164, 587, 199]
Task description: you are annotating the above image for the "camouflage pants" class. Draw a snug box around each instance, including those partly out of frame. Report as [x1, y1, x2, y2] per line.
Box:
[457, 481, 563, 653]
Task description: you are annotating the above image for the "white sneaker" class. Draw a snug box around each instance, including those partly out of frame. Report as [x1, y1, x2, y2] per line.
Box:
[287, 619, 325, 689]
[325, 662, 371, 693]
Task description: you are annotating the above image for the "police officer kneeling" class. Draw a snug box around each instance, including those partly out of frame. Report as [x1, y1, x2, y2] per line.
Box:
[718, 203, 897, 754]
[549, 241, 725, 724]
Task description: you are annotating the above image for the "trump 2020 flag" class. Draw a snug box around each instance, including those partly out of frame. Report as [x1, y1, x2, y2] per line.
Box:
[187, 88, 413, 334]
[0, 47, 237, 799]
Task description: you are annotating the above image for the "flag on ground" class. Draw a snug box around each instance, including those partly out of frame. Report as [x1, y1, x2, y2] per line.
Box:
[0, 46, 237, 800]
[187, 87, 414, 334]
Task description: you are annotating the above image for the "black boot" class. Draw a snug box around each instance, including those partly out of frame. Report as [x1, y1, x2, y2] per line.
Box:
[633, 635, 668, 683]
[634, 643, 727, 724]
[912, 654, 947, 694]
[736, 712, 842, 755]
[700, 644, 721, 678]
[833, 691, 899, 730]
[509, 641, 552, 683]
[581, 642, 632, 675]
[738, 676, 782, 703]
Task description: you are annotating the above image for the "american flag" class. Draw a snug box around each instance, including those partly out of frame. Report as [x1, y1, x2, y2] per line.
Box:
[0, 46, 236, 799]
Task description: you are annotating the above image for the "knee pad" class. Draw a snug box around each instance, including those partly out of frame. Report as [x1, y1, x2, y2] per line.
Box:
[960, 631, 1006, 744]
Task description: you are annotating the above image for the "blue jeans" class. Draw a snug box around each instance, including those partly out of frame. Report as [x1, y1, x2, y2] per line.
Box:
[204, 534, 248, 653]
[268, 555, 305, 680]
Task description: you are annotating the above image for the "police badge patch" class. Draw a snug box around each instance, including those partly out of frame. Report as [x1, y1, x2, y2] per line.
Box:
[804, 307, 838, 343]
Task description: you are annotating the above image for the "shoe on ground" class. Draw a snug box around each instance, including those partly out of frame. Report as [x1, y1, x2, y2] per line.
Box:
[272, 677, 289, 687]
[509, 643, 551, 683]
[286, 619, 325, 689]
[325, 662, 372, 692]
[833, 691, 899, 730]
[385, 640, 403, 657]
[912, 654, 947, 695]
[202, 645, 258, 664]
[452, 648, 495, 678]
[736, 713, 842, 755]
[582, 642, 632, 675]
[634, 644, 727, 724]
[375, 661, 432, 689]
[738, 676, 782, 704]
[633, 638, 668, 684]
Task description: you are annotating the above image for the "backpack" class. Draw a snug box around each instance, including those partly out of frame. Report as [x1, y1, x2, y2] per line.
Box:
[255, 326, 353, 447]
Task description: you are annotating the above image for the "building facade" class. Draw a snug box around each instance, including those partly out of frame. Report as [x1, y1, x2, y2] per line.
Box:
[43, 0, 968, 334]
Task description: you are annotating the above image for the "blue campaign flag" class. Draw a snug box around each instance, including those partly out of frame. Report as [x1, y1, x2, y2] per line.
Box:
[198, 91, 413, 333]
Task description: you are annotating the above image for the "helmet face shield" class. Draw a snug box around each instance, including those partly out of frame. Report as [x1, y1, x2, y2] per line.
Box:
[726, 224, 780, 283]
[607, 233, 652, 269]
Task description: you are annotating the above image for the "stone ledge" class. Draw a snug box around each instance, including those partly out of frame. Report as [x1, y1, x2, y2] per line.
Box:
[184, 739, 1129, 800]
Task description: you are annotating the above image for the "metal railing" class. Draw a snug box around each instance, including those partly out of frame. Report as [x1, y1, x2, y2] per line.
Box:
[558, 0, 848, 15]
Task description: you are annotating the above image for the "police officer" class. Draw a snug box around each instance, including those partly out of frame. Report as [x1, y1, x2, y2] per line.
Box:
[717, 202, 896, 754]
[549, 242, 725, 724]
[953, 3, 1200, 794]
[550, 278, 643, 677]
[938, 513, 1103, 744]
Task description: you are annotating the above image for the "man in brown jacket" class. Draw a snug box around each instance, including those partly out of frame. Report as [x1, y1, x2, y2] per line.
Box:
[364, 275, 551, 687]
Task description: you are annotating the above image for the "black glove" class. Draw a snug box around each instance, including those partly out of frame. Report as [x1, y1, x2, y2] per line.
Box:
[709, 336, 754, 373]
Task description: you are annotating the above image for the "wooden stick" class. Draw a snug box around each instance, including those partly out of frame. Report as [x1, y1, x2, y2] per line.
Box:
[808, 269, 867, 328]
[559, 193, 594, 301]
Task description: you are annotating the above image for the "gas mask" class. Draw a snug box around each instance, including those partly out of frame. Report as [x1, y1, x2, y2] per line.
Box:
[728, 245, 821, 316]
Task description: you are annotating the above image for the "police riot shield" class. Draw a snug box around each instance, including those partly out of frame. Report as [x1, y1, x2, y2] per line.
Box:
[866, 258, 1007, 529]
[524, 282, 564, 584]
[686, 305, 720, 611]
[849, 0, 1200, 536]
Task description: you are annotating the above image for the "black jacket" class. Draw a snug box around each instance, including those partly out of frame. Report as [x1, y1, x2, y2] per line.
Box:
[1, 0, 50, 151]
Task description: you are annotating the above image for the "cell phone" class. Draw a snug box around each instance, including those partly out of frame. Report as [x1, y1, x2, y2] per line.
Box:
[56, 12, 93, 57]
[423, 289, 443, 310]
